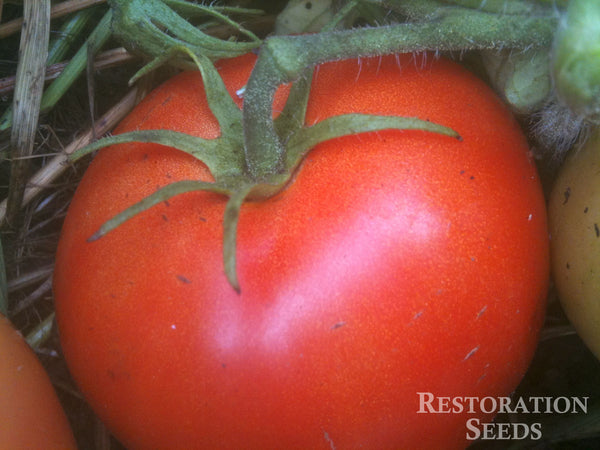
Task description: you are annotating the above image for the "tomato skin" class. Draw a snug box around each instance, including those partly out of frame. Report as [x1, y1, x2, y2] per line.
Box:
[0, 314, 76, 449]
[54, 53, 549, 449]
[549, 127, 600, 360]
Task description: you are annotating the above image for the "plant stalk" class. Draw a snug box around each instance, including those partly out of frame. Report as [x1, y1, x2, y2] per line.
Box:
[243, 0, 557, 180]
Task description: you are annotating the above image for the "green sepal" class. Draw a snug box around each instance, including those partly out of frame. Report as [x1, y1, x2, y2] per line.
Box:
[274, 70, 313, 144]
[184, 50, 244, 139]
[72, 46, 248, 181]
[70, 130, 245, 178]
[284, 113, 460, 172]
[86, 175, 251, 293]
[162, 0, 263, 44]
[273, 0, 366, 152]
[222, 185, 254, 293]
[481, 49, 552, 114]
[108, 0, 261, 62]
[87, 180, 232, 243]
[130, 46, 244, 141]
[127, 49, 194, 85]
[552, 0, 600, 122]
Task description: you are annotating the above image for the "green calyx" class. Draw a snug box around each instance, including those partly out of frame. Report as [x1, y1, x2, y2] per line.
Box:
[74, 0, 559, 291]
[482, 49, 552, 114]
[72, 48, 459, 291]
[552, 0, 600, 123]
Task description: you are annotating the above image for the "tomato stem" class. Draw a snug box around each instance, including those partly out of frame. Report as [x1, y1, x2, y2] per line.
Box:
[242, 0, 557, 179]
[438, 0, 539, 14]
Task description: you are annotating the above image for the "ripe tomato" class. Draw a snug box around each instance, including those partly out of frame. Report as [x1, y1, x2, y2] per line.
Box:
[0, 314, 76, 449]
[54, 53, 549, 449]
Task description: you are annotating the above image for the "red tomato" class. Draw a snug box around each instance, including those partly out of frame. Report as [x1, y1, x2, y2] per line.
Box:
[0, 314, 76, 449]
[54, 53, 549, 449]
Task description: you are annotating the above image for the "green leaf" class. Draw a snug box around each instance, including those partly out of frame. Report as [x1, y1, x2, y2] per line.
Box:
[108, 0, 261, 61]
[163, 0, 262, 43]
[70, 130, 244, 178]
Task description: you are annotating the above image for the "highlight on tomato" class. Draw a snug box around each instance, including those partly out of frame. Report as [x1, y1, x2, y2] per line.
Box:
[53, 52, 549, 449]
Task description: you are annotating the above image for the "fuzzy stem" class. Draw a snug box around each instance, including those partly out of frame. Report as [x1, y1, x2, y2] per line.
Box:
[243, 0, 557, 180]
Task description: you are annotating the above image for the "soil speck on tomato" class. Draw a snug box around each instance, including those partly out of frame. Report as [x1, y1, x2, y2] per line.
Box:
[563, 187, 571, 204]
[176, 275, 191, 284]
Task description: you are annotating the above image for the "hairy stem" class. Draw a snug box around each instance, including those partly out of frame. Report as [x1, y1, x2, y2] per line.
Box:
[243, 0, 557, 180]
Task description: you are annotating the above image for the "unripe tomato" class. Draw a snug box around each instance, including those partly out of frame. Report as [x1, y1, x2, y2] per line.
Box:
[54, 53, 549, 449]
[550, 127, 600, 360]
[0, 314, 76, 449]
